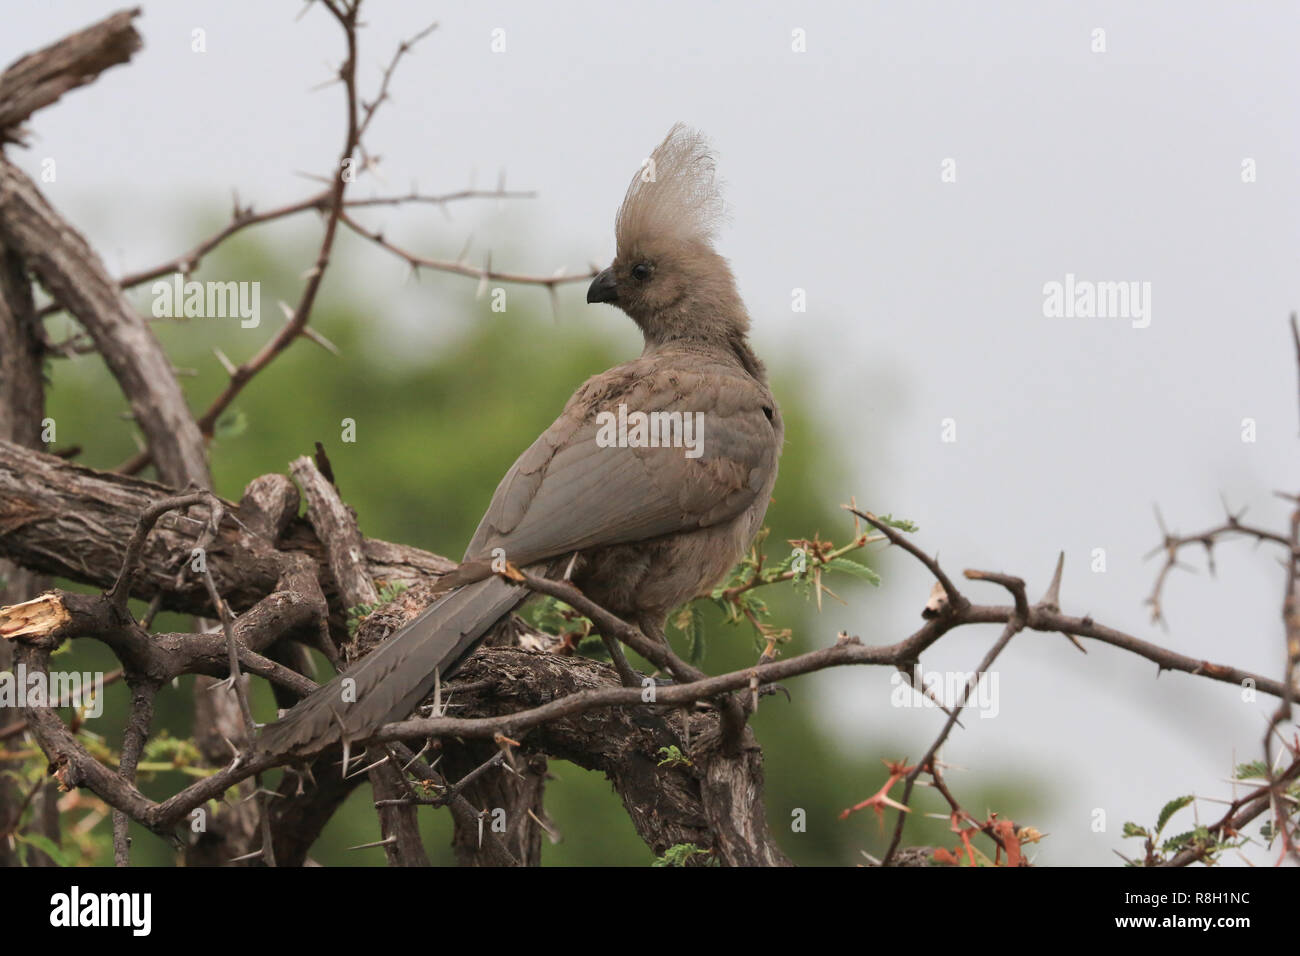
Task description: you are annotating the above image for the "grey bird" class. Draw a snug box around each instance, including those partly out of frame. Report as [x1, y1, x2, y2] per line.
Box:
[258, 125, 783, 756]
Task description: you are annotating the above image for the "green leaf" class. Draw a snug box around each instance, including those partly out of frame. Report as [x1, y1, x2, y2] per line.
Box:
[527, 595, 568, 633]
[1234, 760, 1268, 781]
[1155, 795, 1194, 837]
[674, 604, 706, 664]
[771, 550, 800, 576]
[526, 594, 595, 647]
[142, 732, 202, 766]
[575, 635, 609, 659]
[652, 843, 716, 867]
[874, 513, 918, 533]
[345, 581, 409, 636]
[1162, 825, 1216, 857]
[656, 745, 692, 768]
[15, 833, 71, 867]
[1121, 822, 1149, 839]
[823, 556, 881, 586]
[213, 408, 248, 440]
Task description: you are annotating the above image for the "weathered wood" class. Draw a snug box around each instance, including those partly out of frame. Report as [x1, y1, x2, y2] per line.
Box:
[238, 473, 299, 542]
[0, 8, 142, 143]
[0, 245, 41, 449]
[0, 440, 455, 621]
[291, 455, 378, 609]
[290, 452, 428, 866]
[445, 647, 792, 867]
[0, 200, 52, 869]
[0, 161, 210, 488]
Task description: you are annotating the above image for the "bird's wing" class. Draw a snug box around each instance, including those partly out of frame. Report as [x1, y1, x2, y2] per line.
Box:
[464, 357, 779, 565]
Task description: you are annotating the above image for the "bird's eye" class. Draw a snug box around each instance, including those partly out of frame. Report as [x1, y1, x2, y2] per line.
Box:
[631, 263, 652, 281]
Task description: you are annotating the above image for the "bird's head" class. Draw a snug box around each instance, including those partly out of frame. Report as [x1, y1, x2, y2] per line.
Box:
[588, 125, 749, 347]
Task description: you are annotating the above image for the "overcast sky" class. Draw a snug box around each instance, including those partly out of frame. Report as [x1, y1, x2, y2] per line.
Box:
[7, 1, 1299, 865]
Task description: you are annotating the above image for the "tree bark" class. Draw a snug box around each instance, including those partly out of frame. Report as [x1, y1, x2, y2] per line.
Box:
[0, 8, 142, 144]
[0, 440, 455, 629]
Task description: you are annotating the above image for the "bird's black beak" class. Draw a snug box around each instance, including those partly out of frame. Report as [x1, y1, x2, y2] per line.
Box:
[586, 267, 618, 305]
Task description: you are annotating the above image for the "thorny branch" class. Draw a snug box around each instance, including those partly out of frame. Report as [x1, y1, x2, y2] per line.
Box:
[36, 188, 537, 331]
[106, 7, 589, 478]
[3, 436, 1294, 864]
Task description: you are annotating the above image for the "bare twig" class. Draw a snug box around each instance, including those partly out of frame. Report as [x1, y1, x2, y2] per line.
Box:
[339, 210, 598, 291]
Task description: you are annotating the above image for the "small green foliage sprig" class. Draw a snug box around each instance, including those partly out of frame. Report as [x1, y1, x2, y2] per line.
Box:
[698, 508, 900, 656]
[656, 745, 692, 768]
[527, 594, 600, 656]
[1121, 794, 1242, 866]
[345, 581, 410, 637]
[525, 508, 909, 668]
[653, 843, 718, 867]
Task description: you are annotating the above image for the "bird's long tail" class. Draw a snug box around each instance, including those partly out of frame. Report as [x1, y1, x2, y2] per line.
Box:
[256, 574, 527, 756]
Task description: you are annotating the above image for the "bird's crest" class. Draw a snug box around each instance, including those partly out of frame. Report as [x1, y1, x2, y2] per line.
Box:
[615, 124, 726, 254]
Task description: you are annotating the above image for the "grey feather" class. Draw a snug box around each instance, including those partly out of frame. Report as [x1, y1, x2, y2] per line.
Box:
[256, 575, 526, 756]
